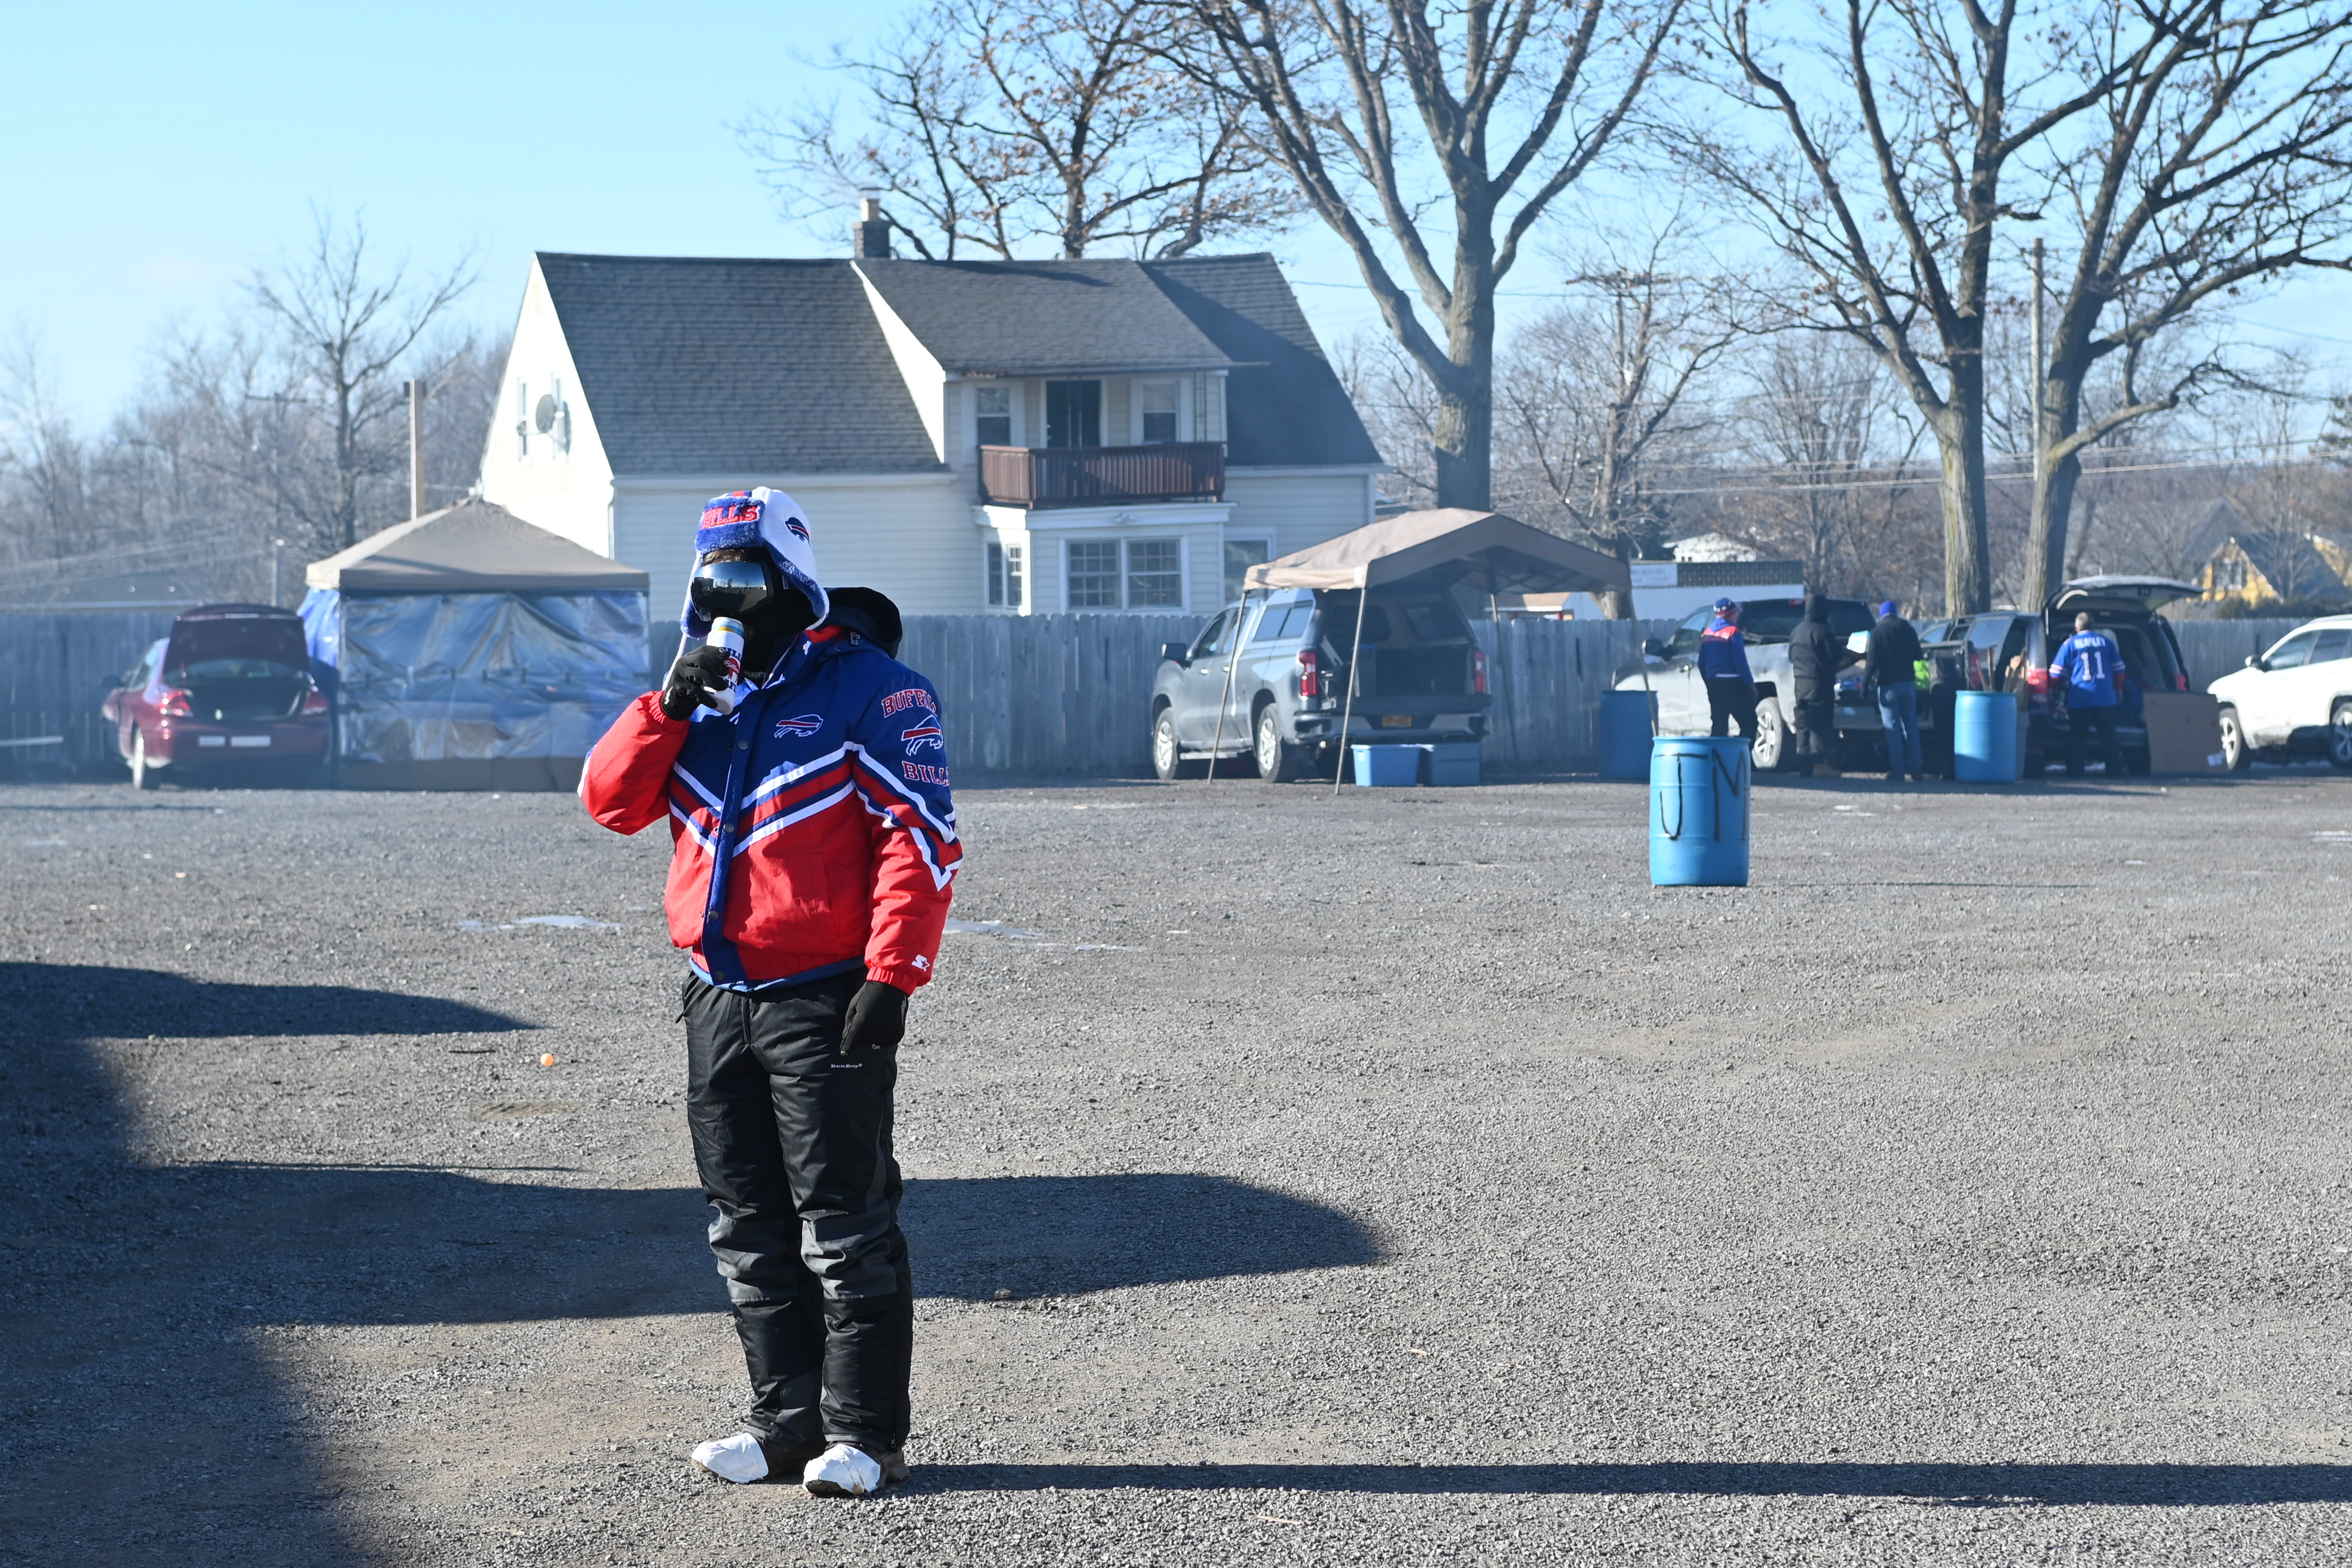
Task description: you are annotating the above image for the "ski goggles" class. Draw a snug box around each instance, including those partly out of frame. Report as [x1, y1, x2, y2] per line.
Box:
[688, 555, 781, 620]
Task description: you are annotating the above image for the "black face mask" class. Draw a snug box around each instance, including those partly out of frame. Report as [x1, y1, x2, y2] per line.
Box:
[690, 556, 780, 622]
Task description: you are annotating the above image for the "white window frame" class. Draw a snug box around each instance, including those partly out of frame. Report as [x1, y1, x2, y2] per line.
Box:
[984, 538, 1026, 612]
[1134, 378, 1186, 445]
[972, 381, 1020, 455]
[1220, 533, 1274, 607]
[1062, 535, 1189, 612]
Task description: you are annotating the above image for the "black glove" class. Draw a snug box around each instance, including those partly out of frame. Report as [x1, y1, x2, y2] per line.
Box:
[659, 645, 734, 721]
[840, 979, 909, 1055]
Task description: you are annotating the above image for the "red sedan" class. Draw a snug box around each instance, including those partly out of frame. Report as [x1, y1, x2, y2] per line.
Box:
[102, 604, 332, 789]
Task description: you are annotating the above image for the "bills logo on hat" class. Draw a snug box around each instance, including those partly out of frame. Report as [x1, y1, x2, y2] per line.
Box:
[782, 516, 810, 541]
[773, 713, 824, 737]
[901, 721, 944, 754]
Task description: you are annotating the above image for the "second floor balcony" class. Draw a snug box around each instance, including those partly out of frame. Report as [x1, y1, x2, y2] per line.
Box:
[979, 441, 1225, 510]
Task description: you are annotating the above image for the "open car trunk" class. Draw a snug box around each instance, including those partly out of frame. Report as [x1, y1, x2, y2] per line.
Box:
[1313, 585, 1487, 705]
[167, 620, 311, 722]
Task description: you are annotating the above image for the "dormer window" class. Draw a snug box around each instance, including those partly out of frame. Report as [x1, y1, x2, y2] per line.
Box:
[975, 385, 1012, 448]
[1140, 380, 1179, 443]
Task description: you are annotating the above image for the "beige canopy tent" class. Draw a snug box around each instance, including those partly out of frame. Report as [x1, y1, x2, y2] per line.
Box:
[1244, 507, 1630, 595]
[1235, 509, 1633, 790]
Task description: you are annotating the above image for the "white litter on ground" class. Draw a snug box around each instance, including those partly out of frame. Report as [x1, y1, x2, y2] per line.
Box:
[517, 915, 621, 929]
[944, 918, 1044, 938]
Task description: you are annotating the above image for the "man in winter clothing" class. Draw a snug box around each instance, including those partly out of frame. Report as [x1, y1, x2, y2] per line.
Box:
[2050, 609, 2126, 775]
[1698, 598, 1757, 741]
[1787, 594, 1855, 777]
[1866, 599, 1925, 782]
[579, 488, 958, 1498]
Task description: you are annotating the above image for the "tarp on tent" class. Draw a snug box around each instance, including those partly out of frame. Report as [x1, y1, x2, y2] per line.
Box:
[1245, 508, 1630, 595]
[299, 500, 650, 790]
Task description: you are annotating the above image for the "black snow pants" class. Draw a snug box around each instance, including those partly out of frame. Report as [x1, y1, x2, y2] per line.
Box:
[682, 972, 912, 1455]
[1791, 680, 1834, 764]
[1705, 676, 1758, 740]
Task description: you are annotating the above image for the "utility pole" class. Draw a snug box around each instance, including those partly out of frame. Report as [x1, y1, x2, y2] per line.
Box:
[2029, 240, 2047, 590]
[406, 378, 428, 520]
[272, 538, 287, 607]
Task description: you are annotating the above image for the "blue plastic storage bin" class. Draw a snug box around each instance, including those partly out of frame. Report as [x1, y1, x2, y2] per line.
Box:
[1952, 690, 2020, 782]
[1600, 690, 1656, 779]
[1422, 742, 1481, 786]
[1649, 736, 1750, 886]
[1351, 744, 1420, 787]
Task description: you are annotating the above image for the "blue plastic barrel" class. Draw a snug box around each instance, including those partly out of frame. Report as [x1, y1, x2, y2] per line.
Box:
[1351, 744, 1420, 786]
[1952, 690, 2020, 782]
[1600, 690, 1656, 779]
[1650, 736, 1750, 887]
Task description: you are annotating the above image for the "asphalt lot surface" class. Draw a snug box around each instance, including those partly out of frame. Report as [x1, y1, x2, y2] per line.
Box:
[3, 767, 2350, 1566]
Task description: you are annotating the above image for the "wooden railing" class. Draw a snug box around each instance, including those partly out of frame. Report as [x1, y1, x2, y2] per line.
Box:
[978, 442, 1225, 508]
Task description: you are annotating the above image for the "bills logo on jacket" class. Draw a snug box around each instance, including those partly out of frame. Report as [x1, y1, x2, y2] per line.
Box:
[773, 713, 824, 738]
[901, 721, 944, 754]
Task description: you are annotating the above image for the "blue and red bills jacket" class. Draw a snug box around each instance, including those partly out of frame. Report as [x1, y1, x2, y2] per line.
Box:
[579, 625, 959, 993]
[1697, 617, 1752, 681]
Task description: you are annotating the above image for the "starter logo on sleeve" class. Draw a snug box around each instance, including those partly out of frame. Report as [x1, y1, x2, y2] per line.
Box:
[901, 721, 944, 754]
[772, 713, 824, 738]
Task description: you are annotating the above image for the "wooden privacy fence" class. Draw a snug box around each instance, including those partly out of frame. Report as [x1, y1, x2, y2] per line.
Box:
[1472, 618, 1669, 772]
[898, 613, 1203, 776]
[0, 610, 178, 774]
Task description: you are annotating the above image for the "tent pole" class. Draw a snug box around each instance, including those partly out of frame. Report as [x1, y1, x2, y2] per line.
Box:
[1330, 580, 1368, 795]
[1207, 590, 1252, 782]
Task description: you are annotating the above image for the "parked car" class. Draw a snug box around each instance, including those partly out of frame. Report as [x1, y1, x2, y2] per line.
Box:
[1916, 575, 2195, 775]
[100, 604, 332, 789]
[2207, 614, 2352, 769]
[1150, 583, 1490, 781]
[1615, 596, 1879, 771]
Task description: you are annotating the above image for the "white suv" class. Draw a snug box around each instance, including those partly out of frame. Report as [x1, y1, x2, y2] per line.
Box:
[2208, 615, 2352, 769]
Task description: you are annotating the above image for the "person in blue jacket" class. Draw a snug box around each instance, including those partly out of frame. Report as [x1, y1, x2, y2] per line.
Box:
[2050, 609, 2125, 775]
[1697, 597, 1757, 740]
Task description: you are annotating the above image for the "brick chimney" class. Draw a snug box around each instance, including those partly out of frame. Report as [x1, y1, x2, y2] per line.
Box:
[855, 192, 891, 259]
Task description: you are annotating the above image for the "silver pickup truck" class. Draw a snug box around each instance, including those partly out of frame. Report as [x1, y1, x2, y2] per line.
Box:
[1615, 596, 1895, 771]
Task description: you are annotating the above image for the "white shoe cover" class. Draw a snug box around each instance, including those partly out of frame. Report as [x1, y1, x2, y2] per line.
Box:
[689, 1432, 770, 1484]
[802, 1442, 883, 1496]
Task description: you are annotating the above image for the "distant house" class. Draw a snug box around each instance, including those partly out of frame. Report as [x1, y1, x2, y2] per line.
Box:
[2201, 531, 2352, 611]
[1665, 531, 1761, 564]
[477, 251, 1383, 653]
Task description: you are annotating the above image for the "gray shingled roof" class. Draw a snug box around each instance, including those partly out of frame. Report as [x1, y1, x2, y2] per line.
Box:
[1141, 254, 1382, 468]
[537, 254, 943, 475]
[855, 258, 1238, 376]
[537, 250, 1379, 475]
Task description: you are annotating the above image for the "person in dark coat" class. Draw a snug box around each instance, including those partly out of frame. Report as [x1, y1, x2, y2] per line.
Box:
[1866, 599, 1925, 782]
[1786, 595, 1855, 777]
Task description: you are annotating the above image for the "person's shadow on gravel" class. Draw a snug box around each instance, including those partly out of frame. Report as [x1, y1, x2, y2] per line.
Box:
[1, 960, 1381, 1565]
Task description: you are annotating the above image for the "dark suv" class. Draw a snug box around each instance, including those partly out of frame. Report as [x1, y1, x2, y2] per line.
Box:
[1918, 575, 2195, 775]
[1151, 581, 1490, 781]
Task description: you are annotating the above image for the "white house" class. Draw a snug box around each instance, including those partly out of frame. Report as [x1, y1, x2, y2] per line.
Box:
[477, 249, 1385, 660]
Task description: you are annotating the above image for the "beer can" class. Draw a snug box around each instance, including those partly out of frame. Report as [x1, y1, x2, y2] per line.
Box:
[705, 617, 746, 715]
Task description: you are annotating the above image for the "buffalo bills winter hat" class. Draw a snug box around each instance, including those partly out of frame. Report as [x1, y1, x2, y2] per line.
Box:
[1713, 597, 1735, 611]
[1878, 601, 1897, 617]
[681, 488, 828, 636]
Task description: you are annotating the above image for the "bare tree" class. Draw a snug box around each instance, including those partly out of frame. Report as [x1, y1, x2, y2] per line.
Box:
[1497, 235, 1742, 590]
[248, 212, 472, 550]
[1187, 0, 1683, 509]
[742, 0, 1291, 259]
[2021, 1, 2352, 608]
[0, 330, 95, 565]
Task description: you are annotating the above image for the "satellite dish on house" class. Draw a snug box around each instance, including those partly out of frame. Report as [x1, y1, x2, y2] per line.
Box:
[534, 394, 559, 434]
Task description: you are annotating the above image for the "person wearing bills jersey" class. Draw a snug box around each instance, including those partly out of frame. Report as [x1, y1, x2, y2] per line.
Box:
[580, 489, 958, 1499]
[2049, 610, 2126, 776]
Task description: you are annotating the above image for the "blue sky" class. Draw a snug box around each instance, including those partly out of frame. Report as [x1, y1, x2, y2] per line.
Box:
[7, 1, 2350, 430]
[0, 0, 1393, 427]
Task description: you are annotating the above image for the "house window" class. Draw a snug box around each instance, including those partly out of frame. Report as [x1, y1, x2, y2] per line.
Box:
[987, 541, 1025, 609]
[1128, 539, 1183, 607]
[514, 379, 529, 459]
[1140, 380, 1179, 443]
[976, 385, 1012, 448]
[1046, 379, 1101, 449]
[1223, 538, 1269, 605]
[1068, 540, 1122, 607]
[1067, 538, 1184, 610]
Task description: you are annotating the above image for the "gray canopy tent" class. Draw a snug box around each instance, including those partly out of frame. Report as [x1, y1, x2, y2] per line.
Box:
[1239, 509, 1633, 787]
[299, 500, 650, 790]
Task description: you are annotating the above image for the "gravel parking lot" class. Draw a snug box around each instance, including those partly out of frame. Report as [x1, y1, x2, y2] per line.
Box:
[4, 767, 2350, 1566]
